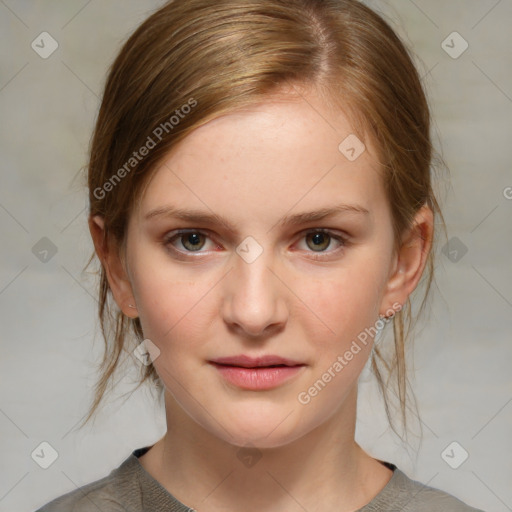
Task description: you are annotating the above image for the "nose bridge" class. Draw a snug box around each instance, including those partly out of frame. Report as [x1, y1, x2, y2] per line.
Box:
[233, 236, 277, 308]
[223, 235, 287, 335]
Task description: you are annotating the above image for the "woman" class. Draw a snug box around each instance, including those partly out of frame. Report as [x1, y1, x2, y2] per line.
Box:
[36, 0, 484, 510]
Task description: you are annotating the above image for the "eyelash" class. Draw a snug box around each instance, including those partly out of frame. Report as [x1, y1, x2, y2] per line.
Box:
[162, 229, 348, 261]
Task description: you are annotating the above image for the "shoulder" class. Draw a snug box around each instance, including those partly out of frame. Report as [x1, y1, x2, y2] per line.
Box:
[366, 465, 486, 512]
[33, 452, 141, 512]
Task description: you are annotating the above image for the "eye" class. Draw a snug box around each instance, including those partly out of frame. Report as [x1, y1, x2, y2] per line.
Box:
[163, 228, 347, 260]
[164, 230, 218, 253]
[296, 229, 347, 259]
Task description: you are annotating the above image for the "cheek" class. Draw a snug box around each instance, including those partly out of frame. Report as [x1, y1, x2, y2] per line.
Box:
[296, 263, 383, 345]
[128, 245, 216, 346]
[132, 269, 216, 389]
[139, 278, 210, 339]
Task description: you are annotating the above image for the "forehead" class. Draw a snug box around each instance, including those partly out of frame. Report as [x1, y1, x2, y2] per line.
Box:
[137, 90, 385, 226]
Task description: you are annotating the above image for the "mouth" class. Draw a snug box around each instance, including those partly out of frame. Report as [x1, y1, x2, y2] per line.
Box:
[208, 355, 306, 390]
[210, 354, 304, 368]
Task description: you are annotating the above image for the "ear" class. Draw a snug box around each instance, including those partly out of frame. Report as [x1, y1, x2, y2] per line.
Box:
[379, 204, 434, 316]
[89, 215, 138, 318]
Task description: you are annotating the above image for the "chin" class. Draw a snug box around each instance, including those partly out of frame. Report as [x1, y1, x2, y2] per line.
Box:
[209, 406, 308, 450]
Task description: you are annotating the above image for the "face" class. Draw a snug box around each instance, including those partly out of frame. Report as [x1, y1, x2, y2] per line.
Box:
[107, 88, 420, 449]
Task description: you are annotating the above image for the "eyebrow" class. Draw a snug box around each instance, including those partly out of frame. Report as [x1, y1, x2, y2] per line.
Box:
[144, 203, 369, 232]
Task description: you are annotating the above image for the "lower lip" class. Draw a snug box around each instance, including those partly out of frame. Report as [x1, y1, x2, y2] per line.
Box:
[210, 363, 305, 390]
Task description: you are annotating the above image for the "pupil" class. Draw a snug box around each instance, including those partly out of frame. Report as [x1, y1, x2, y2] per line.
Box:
[188, 233, 200, 245]
[184, 232, 203, 251]
[309, 232, 329, 251]
[312, 233, 323, 245]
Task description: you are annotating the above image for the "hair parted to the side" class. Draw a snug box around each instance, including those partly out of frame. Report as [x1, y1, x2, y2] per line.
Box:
[78, 0, 447, 440]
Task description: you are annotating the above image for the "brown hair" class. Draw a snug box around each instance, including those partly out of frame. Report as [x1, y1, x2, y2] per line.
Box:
[79, 0, 446, 439]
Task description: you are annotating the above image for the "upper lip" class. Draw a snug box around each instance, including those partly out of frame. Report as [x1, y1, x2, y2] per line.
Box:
[209, 355, 304, 368]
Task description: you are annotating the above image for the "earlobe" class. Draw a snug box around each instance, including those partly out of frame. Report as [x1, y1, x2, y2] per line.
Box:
[88, 215, 138, 318]
[379, 204, 433, 316]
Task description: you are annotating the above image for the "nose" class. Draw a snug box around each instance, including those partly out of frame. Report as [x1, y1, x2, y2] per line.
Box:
[221, 247, 288, 338]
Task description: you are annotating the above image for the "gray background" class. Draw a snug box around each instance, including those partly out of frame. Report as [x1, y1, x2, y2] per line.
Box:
[0, 1, 511, 511]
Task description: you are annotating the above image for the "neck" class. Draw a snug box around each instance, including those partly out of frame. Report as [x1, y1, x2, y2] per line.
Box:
[139, 386, 393, 512]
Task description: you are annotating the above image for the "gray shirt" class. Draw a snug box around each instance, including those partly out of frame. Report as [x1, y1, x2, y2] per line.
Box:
[34, 446, 485, 512]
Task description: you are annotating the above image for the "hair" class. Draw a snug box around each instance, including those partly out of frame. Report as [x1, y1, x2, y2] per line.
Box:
[78, 0, 447, 440]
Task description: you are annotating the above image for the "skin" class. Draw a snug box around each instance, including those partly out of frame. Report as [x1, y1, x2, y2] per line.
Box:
[90, 86, 433, 512]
